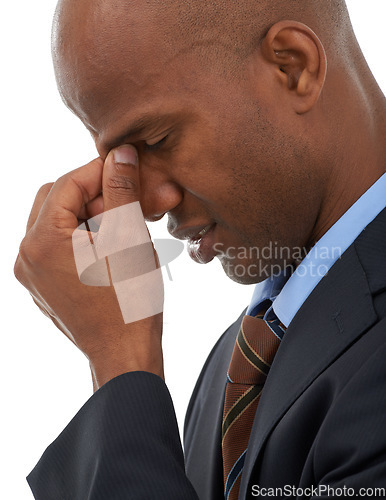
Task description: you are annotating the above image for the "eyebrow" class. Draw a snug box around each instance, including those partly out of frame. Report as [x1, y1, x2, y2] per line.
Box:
[100, 114, 163, 154]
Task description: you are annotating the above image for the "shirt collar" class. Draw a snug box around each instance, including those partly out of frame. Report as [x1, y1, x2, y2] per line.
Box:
[247, 173, 386, 327]
[246, 270, 289, 317]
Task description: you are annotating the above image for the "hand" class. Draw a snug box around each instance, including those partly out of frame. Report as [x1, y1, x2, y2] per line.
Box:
[14, 145, 164, 391]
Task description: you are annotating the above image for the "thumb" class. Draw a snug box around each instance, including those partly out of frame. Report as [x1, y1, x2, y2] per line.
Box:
[103, 144, 140, 212]
[97, 143, 151, 272]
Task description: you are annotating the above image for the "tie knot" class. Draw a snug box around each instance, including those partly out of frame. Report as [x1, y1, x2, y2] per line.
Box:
[228, 314, 282, 385]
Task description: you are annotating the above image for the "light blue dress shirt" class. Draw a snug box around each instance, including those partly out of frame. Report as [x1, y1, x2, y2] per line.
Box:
[246, 173, 386, 327]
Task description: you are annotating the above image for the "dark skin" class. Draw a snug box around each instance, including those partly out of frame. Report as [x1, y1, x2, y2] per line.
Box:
[14, 0, 385, 389]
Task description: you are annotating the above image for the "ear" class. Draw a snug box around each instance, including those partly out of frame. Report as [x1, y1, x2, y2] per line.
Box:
[261, 21, 327, 114]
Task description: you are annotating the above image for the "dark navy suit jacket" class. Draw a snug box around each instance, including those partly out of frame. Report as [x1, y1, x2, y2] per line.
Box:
[27, 208, 386, 499]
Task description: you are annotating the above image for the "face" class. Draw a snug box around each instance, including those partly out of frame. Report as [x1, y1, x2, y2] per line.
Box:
[55, 0, 322, 284]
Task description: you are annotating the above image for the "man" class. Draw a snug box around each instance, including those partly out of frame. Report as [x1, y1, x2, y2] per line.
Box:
[14, 0, 385, 498]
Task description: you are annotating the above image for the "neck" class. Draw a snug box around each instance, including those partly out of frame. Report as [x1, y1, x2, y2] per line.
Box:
[310, 57, 385, 246]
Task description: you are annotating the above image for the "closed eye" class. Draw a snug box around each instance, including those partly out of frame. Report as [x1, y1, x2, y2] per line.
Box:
[144, 135, 168, 152]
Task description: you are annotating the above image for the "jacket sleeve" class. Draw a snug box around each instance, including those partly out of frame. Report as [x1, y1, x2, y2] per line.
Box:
[27, 371, 199, 500]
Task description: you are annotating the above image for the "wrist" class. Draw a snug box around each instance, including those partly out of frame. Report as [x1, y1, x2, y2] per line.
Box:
[89, 314, 164, 391]
[90, 350, 164, 391]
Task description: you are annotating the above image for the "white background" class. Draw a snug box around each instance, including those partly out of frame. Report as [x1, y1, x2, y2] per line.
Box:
[1, 1, 385, 498]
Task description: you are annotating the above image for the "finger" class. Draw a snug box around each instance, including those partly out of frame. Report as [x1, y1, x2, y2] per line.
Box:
[78, 193, 104, 220]
[92, 144, 152, 274]
[37, 157, 104, 230]
[26, 183, 54, 233]
[102, 144, 139, 213]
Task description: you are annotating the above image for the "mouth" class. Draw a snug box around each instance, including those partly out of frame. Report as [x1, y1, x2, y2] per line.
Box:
[169, 223, 217, 264]
[187, 224, 217, 264]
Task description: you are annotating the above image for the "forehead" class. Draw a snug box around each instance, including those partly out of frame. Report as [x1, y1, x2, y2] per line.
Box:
[54, 0, 186, 126]
[53, 0, 248, 156]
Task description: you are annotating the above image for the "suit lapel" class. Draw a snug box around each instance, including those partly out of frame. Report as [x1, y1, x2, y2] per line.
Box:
[184, 310, 245, 499]
[239, 241, 379, 497]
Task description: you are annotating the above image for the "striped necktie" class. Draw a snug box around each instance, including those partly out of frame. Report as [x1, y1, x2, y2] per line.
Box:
[222, 307, 285, 499]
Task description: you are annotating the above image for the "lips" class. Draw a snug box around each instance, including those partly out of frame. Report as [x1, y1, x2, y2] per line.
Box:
[168, 223, 217, 264]
[187, 224, 217, 264]
[169, 223, 208, 240]
[190, 224, 212, 241]
[169, 222, 217, 264]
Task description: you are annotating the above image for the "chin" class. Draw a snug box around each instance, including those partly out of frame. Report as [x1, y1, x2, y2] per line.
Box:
[218, 257, 270, 285]
[225, 272, 262, 285]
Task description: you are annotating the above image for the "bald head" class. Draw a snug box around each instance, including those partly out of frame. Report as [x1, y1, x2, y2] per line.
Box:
[167, 0, 353, 55]
[52, 0, 357, 114]
[54, 0, 353, 58]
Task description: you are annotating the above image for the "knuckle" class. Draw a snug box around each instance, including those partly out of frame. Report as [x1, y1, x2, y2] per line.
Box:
[13, 255, 24, 283]
[17, 237, 29, 263]
[18, 234, 46, 267]
[40, 182, 54, 192]
[106, 164, 137, 194]
[67, 173, 86, 195]
[107, 175, 137, 192]
[14, 238, 38, 284]
[37, 182, 54, 198]
[58, 173, 89, 205]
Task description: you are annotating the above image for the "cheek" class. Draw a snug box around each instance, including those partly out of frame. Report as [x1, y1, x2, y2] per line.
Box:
[162, 143, 228, 201]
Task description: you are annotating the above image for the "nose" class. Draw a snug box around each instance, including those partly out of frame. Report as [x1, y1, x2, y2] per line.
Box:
[139, 169, 183, 222]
